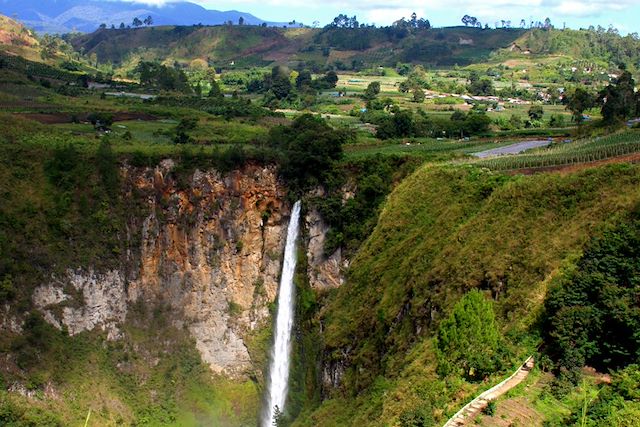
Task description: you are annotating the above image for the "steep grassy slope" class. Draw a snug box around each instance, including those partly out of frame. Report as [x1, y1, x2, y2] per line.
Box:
[294, 163, 640, 426]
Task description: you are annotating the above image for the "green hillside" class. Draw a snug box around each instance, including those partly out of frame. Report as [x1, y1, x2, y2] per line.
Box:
[294, 163, 640, 426]
[68, 25, 527, 70]
[69, 25, 640, 74]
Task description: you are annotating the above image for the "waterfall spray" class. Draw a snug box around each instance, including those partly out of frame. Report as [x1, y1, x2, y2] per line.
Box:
[262, 200, 301, 427]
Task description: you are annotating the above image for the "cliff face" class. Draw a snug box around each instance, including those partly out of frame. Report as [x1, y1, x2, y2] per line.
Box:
[33, 161, 291, 377]
[306, 208, 346, 290]
[29, 161, 346, 378]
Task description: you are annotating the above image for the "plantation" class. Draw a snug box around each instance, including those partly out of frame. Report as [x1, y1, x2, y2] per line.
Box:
[473, 130, 640, 171]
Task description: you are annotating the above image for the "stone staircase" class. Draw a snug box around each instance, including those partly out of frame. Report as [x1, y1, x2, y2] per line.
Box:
[443, 356, 535, 427]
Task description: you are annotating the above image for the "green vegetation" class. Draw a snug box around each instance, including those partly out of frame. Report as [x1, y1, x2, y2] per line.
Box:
[0, 311, 260, 426]
[314, 155, 421, 254]
[268, 114, 350, 192]
[136, 61, 192, 93]
[436, 289, 504, 380]
[545, 216, 640, 372]
[574, 365, 640, 426]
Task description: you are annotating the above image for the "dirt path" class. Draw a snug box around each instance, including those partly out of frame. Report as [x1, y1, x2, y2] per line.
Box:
[443, 356, 535, 427]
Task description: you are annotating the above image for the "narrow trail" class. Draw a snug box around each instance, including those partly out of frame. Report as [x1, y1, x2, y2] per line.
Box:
[443, 356, 535, 427]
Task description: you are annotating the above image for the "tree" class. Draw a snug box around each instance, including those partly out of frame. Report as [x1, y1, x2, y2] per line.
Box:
[436, 289, 502, 380]
[268, 66, 292, 100]
[468, 78, 494, 96]
[509, 114, 524, 129]
[268, 114, 349, 191]
[173, 117, 198, 144]
[599, 71, 637, 124]
[136, 61, 192, 93]
[87, 112, 114, 131]
[376, 110, 415, 139]
[295, 70, 313, 89]
[40, 35, 58, 60]
[208, 79, 223, 99]
[564, 87, 595, 123]
[412, 87, 425, 103]
[132, 17, 143, 27]
[364, 81, 381, 100]
[323, 70, 339, 88]
[238, 16, 245, 26]
[119, 22, 125, 29]
[462, 15, 479, 27]
[143, 15, 153, 26]
[307, 70, 339, 91]
[548, 115, 566, 128]
[99, 23, 107, 29]
[528, 105, 544, 121]
[272, 406, 284, 426]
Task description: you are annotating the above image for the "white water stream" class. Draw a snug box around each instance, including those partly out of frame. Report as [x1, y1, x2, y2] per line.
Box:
[262, 200, 301, 427]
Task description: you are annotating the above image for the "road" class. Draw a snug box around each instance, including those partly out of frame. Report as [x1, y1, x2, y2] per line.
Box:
[472, 140, 552, 158]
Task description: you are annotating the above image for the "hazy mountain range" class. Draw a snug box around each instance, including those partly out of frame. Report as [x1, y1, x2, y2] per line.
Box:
[0, 0, 281, 33]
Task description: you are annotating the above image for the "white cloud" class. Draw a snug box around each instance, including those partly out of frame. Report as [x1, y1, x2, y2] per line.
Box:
[366, 8, 424, 25]
[552, 1, 600, 16]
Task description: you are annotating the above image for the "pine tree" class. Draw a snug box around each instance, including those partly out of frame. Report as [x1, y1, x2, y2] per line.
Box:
[436, 289, 502, 380]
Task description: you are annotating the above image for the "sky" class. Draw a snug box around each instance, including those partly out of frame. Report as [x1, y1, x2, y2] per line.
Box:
[131, 0, 639, 33]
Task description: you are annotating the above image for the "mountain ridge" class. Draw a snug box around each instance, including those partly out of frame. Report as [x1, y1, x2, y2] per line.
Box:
[0, 0, 284, 33]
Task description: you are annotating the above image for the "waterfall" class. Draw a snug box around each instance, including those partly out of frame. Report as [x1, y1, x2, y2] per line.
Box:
[262, 200, 301, 427]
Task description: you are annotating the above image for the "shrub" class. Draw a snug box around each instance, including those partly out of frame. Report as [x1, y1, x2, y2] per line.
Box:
[483, 400, 497, 416]
[87, 112, 114, 131]
[0, 275, 14, 301]
[399, 408, 433, 426]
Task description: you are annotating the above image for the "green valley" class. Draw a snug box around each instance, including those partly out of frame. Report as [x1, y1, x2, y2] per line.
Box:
[0, 9, 639, 427]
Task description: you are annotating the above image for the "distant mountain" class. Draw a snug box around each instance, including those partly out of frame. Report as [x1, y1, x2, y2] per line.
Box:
[0, 0, 282, 33]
